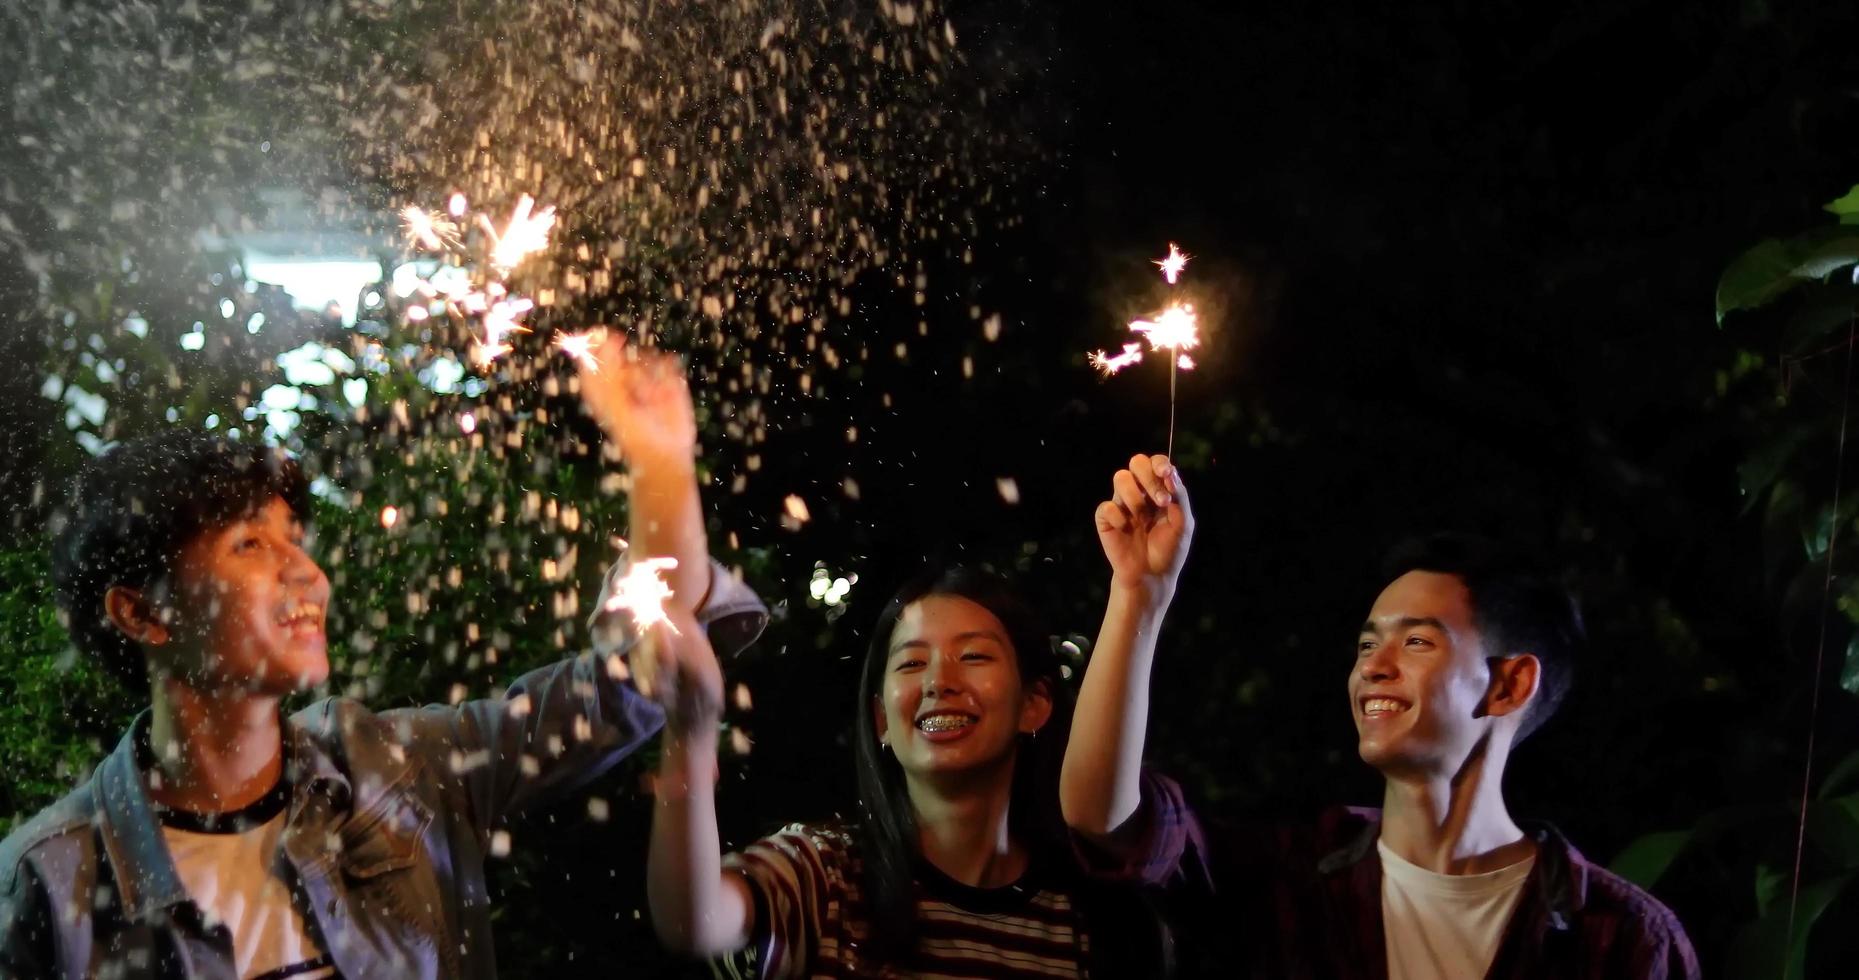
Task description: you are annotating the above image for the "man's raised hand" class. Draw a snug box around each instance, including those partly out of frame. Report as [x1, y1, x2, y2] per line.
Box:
[634, 605, 725, 738]
[577, 334, 697, 467]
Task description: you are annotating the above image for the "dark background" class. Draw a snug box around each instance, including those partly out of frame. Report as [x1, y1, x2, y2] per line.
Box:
[5, 0, 1859, 975]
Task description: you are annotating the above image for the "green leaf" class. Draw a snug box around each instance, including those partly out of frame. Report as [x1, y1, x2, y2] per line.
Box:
[1825, 185, 1859, 223]
[1755, 862, 1786, 918]
[1609, 829, 1692, 888]
[1719, 240, 1809, 324]
[1844, 635, 1859, 697]
[1729, 874, 1853, 980]
[1790, 237, 1859, 281]
[1821, 751, 1859, 800]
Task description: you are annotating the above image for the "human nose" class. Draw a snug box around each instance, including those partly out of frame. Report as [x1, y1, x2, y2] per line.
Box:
[1358, 643, 1398, 684]
[282, 538, 326, 591]
[921, 652, 960, 697]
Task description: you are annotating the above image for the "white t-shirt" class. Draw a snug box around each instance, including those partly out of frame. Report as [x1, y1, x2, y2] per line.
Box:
[1379, 839, 1534, 980]
[157, 788, 338, 980]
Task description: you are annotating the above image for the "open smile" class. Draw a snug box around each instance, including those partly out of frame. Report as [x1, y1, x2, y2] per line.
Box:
[278, 600, 325, 635]
[915, 711, 978, 741]
[1359, 696, 1412, 719]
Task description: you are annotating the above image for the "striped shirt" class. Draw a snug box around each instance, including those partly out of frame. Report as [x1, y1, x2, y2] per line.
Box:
[721, 773, 1203, 979]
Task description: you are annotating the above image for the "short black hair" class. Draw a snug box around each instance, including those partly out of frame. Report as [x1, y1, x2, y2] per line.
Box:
[50, 432, 312, 691]
[1380, 533, 1583, 742]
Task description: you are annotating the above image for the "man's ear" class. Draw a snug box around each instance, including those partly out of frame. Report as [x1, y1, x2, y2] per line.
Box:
[1019, 677, 1055, 735]
[1485, 653, 1540, 720]
[103, 585, 169, 647]
[871, 695, 890, 748]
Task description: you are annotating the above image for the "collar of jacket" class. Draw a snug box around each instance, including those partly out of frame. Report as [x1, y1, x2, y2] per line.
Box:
[1314, 805, 1589, 931]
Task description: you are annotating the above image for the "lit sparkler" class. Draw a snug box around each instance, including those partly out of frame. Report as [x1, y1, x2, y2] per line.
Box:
[554, 329, 603, 372]
[1153, 242, 1191, 285]
[1091, 242, 1207, 457]
[604, 557, 681, 634]
[1129, 302, 1200, 355]
[401, 206, 458, 251]
[480, 194, 558, 272]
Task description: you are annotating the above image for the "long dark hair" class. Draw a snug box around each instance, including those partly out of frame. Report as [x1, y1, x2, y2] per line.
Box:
[850, 566, 1076, 962]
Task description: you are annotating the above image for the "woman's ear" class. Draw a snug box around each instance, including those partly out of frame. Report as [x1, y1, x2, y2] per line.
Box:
[1019, 677, 1055, 735]
[104, 585, 169, 647]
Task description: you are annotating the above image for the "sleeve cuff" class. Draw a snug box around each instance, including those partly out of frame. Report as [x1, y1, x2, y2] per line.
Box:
[589, 554, 769, 659]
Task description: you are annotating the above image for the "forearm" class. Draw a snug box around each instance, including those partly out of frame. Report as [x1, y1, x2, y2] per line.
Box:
[647, 729, 752, 956]
[1061, 583, 1165, 836]
[626, 454, 711, 607]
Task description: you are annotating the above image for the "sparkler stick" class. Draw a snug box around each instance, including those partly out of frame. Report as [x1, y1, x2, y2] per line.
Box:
[1126, 301, 1200, 458]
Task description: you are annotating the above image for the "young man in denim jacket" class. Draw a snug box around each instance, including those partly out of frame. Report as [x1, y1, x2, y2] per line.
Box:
[0, 344, 753, 978]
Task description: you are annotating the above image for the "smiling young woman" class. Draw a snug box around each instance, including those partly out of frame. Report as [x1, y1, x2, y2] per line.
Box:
[641, 454, 1206, 979]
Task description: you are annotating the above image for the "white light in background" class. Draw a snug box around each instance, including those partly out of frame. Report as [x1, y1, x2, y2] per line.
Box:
[242, 253, 383, 326]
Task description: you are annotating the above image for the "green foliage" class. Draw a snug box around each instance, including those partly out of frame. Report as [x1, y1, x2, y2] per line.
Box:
[0, 547, 137, 837]
[1615, 184, 1859, 978]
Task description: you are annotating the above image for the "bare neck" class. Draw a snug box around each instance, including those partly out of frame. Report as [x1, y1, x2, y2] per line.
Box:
[146, 676, 284, 815]
[905, 759, 1026, 889]
[1378, 739, 1533, 874]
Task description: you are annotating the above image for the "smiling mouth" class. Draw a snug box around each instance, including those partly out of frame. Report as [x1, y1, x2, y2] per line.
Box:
[916, 713, 977, 734]
[1360, 697, 1411, 718]
[278, 601, 325, 631]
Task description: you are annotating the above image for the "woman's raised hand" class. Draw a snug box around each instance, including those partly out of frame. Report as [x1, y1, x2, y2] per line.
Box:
[1094, 454, 1194, 606]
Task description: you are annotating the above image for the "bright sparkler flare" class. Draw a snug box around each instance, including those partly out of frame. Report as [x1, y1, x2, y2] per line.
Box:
[1154, 242, 1191, 284]
[480, 194, 558, 271]
[473, 298, 535, 365]
[447, 192, 468, 218]
[401, 206, 454, 251]
[604, 557, 682, 634]
[1090, 342, 1146, 376]
[1128, 302, 1201, 354]
[554, 330, 603, 372]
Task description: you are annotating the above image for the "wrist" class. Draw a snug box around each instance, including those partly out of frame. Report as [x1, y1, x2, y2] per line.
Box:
[1108, 577, 1173, 616]
[626, 448, 698, 479]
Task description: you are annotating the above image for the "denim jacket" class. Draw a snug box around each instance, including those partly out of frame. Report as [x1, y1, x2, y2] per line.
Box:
[0, 559, 766, 979]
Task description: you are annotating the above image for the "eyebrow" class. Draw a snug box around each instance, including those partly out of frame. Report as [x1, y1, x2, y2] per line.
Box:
[1359, 616, 1449, 636]
[889, 630, 1008, 656]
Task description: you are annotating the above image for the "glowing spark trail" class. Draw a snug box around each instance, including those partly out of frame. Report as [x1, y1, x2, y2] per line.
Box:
[604, 557, 681, 634]
[1154, 242, 1191, 285]
[1089, 342, 1146, 376]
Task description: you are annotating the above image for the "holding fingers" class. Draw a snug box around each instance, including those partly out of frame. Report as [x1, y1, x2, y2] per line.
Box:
[1096, 453, 1195, 603]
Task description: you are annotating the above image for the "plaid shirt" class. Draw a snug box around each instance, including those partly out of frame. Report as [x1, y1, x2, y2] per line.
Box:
[1220, 807, 1699, 980]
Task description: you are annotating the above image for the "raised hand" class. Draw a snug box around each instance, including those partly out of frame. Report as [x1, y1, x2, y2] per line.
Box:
[577, 334, 697, 467]
[1094, 454, 1194, 605]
